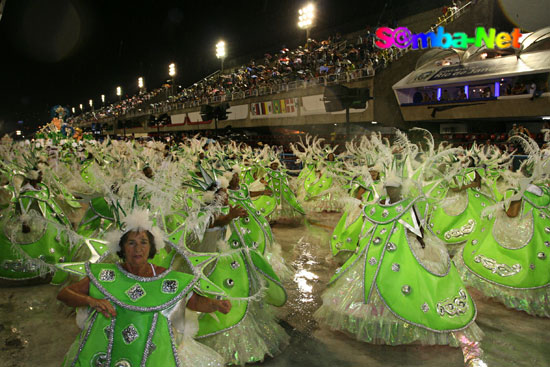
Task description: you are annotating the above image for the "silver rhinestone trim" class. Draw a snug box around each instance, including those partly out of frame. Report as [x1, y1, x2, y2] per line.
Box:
[115, 263, 169, 282]
[167, 318, 182, 367]
[421, 303, 430, 313]
[140, 312, 158, 367]
[105, 316, 116, 367]
[70, 312, 99, 367]
[386, 242, 397, 251]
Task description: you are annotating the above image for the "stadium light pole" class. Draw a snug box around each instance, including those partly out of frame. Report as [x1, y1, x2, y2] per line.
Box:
[138, 77, 144, 94]
[168, 63, 176, 97]
[298, 3, 315, 46]
[116, 86, 123, 137]
[216, 41, 226, 73]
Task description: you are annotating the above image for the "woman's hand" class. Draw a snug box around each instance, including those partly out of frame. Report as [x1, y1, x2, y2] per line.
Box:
[88, 297, 117, 318]
[229, 205, 248, 219]
[187, 292, 232, 314]
[216, 300, 232, 314]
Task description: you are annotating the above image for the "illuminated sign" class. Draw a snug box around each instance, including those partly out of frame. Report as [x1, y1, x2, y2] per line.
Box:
[375, 26, 522, 50]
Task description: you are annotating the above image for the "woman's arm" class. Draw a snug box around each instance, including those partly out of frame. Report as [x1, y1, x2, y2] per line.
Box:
[186, 292, 231, 314]
[57, 277, 117, 318]
[210, 205, 248, 227]
[250, 189, 272, 198]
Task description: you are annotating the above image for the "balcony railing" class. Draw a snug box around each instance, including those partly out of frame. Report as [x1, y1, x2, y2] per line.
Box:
[74, 66, 375, 126]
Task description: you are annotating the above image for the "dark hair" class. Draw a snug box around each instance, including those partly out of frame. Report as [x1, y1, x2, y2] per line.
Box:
[116, 230, 157, 260]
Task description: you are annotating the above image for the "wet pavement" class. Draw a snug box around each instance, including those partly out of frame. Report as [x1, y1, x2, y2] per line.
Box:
[1, 212, 549, 366]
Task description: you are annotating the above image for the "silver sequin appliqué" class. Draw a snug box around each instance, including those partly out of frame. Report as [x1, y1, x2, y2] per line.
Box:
[473, 255, 522, 277]
[125, 284, 146, 302]
[436, 289, 469, 317]
[114, 359, 132, 367]
[161, 280, 178, 294]
[99, 269, 116, 282]
[444, 219, 476, 240]
[121, 324, 139, 345]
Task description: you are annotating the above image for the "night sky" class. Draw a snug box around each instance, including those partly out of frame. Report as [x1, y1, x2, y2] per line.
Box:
[0, 0, 443, 134]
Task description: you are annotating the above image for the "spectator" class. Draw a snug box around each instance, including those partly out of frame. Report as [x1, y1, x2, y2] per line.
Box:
[508, 123, 519, 137]
[506, 84, 512, 95]
[413, 90, 423, 103]
[530, 81, 544, 100]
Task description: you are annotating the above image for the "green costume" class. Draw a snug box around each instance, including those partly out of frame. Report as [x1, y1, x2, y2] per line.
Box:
[316, 196, 482, 346]
[299, 161, 345, 213]
[227, 185, 273, 255]
[331, 185, 378, 258]
[456, 185, 550, 317]
[0, 182, 77, 284]
[188, 184, 289, 365]
[428, 187, 494, 244]
[252, 167, 305, 219]
[62, 263, 197, 367]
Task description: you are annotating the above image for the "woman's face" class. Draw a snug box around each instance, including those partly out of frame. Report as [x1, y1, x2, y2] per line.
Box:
[123, 231, 151, 267]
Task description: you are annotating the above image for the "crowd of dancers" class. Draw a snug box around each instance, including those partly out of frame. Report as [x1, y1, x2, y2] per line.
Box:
[1, 127, 549, 367]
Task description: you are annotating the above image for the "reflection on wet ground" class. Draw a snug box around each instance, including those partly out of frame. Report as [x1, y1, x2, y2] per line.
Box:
[0, 212, 549, 366]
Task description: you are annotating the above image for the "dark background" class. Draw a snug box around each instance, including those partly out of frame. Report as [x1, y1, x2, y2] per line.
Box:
[0, 0, 448, 134]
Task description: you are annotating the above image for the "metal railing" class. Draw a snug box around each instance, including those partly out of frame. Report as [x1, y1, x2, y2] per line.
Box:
[85, 66, 375, 124]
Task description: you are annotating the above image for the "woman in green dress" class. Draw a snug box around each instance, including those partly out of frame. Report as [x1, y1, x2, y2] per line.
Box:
[57, 214, 231, 367]
[315, 160, 486, 367]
